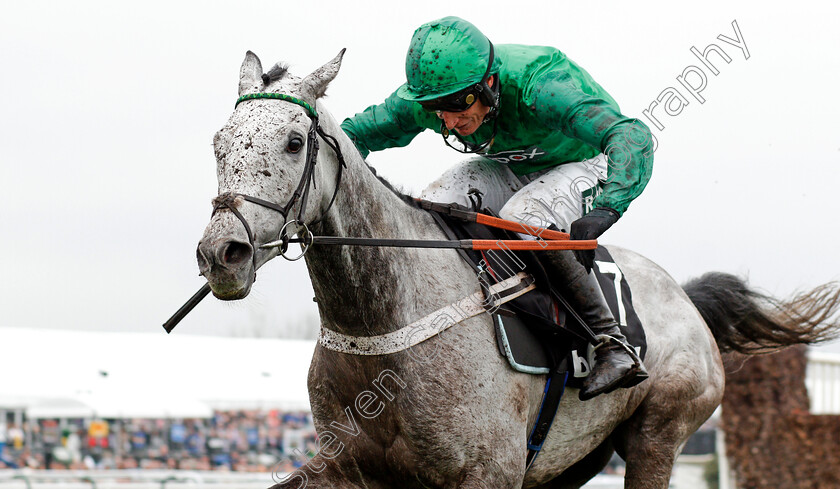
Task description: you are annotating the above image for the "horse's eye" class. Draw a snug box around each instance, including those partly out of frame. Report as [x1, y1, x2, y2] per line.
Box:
[287, 137, 304, 154]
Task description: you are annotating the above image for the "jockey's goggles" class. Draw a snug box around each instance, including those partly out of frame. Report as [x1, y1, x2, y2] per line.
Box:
[419, 87, 482, 113]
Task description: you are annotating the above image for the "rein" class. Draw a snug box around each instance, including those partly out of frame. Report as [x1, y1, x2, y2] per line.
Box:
[163, 91, 596, 334]
[268, 199, 596, 252]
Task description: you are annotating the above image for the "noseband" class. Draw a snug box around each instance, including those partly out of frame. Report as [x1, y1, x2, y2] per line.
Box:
[212, 92, 347, 273]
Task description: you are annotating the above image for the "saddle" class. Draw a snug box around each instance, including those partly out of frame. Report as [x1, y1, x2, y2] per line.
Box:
[421, 198, 647, 468]
[422, 199, 647, 373]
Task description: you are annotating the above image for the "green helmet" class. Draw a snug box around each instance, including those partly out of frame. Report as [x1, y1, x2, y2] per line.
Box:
[396, 16, 499, 102]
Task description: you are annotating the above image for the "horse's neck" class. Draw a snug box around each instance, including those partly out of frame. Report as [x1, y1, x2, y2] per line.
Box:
[303, 114, 472, 337]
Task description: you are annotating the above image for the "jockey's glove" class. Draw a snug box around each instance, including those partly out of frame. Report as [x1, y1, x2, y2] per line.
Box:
[570, 207, 620, 273]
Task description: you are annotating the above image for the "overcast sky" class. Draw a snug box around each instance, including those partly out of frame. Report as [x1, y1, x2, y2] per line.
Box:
[2, 1, 840, 353]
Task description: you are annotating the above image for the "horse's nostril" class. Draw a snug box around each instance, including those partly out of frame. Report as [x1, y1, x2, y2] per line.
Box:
[221, 241, 253, 267]
[197, 248, 210, 274]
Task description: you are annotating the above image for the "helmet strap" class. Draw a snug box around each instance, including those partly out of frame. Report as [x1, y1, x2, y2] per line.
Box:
[474, 43, 499, 109]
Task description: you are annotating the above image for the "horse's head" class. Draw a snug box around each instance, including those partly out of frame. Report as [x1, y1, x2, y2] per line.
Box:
[197, 50, 344, 300]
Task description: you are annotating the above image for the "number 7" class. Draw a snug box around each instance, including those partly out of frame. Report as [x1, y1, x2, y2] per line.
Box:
[594, 261, 627, 327]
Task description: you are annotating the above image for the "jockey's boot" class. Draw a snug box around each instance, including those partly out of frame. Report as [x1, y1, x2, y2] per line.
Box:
[541, 249, 648, 401]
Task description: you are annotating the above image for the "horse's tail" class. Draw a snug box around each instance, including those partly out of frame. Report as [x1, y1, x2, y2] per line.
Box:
[683, 272, 840, 354]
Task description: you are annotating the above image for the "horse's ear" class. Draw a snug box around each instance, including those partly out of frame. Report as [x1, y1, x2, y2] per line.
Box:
[239, 51, 264, 96]
[301, 49, 345, 101]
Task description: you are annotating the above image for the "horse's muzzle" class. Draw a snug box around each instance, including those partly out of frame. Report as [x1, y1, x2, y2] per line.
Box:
[196, 237, 255, 300]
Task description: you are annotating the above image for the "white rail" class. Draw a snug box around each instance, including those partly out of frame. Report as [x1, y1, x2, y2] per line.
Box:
[806, 351, 840, 414]
[0, 470, 278, 489]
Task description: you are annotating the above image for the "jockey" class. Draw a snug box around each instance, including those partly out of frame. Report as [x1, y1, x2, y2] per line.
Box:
[341, 16, 653, 400]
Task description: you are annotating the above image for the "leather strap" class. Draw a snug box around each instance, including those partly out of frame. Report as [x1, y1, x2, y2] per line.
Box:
[283, 236, 596, 251]
[318, 272, 536, 356]
[526, 364, 569, 470]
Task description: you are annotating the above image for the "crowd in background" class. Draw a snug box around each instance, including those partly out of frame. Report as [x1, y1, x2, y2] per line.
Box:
[0, 410, 317, 471]
[1, 409, 717, 472]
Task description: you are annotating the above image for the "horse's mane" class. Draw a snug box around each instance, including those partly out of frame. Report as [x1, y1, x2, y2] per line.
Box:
[261, 60, 421, 210]
[262, 62, 290, 85]
[364, 162, 423, 209]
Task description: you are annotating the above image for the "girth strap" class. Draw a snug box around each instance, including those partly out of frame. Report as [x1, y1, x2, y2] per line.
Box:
[526, 364, 569, 470]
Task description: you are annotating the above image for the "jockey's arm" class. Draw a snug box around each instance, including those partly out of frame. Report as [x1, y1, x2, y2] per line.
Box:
[340, 91, 430, 158]
[532, 72, 655, 216]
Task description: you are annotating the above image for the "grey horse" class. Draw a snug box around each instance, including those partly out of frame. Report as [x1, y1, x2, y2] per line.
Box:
[196, 51, 839, 489]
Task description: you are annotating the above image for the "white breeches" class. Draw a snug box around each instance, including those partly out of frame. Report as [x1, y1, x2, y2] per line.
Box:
[420, 154, 608, 233]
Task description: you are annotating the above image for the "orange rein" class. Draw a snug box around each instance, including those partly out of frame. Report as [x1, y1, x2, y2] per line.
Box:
[472, 213, 595, 250]
[470, 239, 596, 251]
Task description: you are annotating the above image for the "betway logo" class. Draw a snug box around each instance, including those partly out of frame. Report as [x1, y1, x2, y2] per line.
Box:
[485, 147, 546, 164]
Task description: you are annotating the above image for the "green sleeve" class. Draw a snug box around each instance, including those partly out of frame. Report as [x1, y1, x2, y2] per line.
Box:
[340, 90, 431, 159]
[531, 72, 654, 216]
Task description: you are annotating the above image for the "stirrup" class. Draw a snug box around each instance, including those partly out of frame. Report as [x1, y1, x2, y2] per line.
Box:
[590, 333, 643, 369]
[579, 337, 647, 401]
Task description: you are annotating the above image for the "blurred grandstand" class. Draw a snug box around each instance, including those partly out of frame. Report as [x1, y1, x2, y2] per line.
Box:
[3, 327, 838, 489]
[0, 327, 315, 473]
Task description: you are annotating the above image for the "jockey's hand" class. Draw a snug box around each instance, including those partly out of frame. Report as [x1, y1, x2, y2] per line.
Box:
[570, 207, 619, 273]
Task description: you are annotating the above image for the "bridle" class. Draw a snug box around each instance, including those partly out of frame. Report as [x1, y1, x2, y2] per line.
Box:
[164, 92, 596, 334]
[212, 92, 347, 273]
